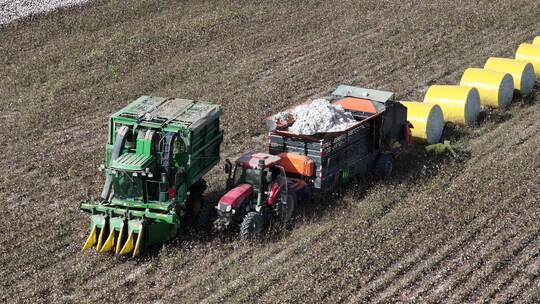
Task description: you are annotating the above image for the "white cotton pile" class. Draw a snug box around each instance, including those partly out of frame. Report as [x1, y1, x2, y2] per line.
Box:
[275, 98, 357, 135]
[0, 0, 91, 25]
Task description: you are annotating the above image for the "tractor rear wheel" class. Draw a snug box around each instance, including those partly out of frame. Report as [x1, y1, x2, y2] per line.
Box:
[375, 154, 394, 179]
[277, 193, 297, 222]
[240, 211, 266, 240]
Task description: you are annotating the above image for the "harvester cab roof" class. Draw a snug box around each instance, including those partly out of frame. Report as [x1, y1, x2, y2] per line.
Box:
[109, 153, 155, 172]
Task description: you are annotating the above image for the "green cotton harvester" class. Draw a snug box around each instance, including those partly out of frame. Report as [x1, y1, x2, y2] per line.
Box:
[80, 96, 223, 257]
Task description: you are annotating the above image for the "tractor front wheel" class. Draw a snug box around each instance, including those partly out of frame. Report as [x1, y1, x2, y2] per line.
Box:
[240, 211, 266, 240]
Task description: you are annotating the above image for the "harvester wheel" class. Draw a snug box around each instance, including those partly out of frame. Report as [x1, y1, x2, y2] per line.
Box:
[187, 194, 203, 216]
[375, 154, 394, 179]
[196, 197, 214, 230]
[187, 194, 214, 230]
[240, 212, 266, 240]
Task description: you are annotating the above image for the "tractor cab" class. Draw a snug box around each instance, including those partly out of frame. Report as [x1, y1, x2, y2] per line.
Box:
[225, 152, 284, 192]
[215, 152, 290, 231]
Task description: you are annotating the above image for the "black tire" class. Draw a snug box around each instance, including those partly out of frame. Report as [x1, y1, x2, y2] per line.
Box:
[186, 194, 203, 217]
[277, 193, 297, 222]
[186, 194, 214, 230]
[239, 211, 266, 240]
[375, 154, 394, 179]
[196, 197, 214, 230]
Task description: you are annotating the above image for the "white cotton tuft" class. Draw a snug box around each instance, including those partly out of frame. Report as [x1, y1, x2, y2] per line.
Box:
[276, 99, 357, 135]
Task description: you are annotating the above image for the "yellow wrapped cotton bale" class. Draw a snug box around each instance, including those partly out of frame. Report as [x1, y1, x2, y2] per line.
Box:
[400, 101, 444, 144]
[515, 43, 540, 77]
[484, 57, 535, 96]
[459, 68, 514, 108]
[423, 85, 480, 126]
[533, 36, 540, 45]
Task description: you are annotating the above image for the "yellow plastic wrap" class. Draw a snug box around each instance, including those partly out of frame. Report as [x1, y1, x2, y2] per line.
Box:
[423, 85, 480, 126]
[460, 68, 514, 108]
[533, 36, 540, 45]
[515, 43, 540, 77]
[400, 101, 444, 144]
[484, 57, 535, 96]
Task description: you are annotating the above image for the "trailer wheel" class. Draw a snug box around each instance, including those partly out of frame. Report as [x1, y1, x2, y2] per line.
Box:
[375, 154, 394, 179]
[240, 212, 266, 240]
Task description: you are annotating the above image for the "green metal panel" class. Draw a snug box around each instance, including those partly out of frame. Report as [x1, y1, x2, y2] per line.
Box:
[186, 117, 223, 186]
[135, 137, 152, 155]
[111, 96, 222, 131]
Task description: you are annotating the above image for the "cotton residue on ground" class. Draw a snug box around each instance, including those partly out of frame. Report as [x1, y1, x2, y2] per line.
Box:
[0, 0, 91, 25]
[273, 98, 358, 135]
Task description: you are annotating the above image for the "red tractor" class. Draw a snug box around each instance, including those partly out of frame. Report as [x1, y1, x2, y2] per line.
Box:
[213, 152, 311, 238]
[214, 85, 411, 239]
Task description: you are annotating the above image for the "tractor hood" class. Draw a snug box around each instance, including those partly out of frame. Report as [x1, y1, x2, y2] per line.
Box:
[110, 153, 155, 172]
[218, 184, 253, 209]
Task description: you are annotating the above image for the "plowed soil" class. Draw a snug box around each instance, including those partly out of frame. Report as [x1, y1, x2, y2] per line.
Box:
[1, 1, 539, 303]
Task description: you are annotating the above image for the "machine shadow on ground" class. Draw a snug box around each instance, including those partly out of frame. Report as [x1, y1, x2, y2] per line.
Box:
[155, 141, 464, 256]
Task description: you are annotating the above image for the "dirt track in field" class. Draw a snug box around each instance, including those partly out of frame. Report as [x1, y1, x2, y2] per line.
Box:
[1, 0, 539, 303]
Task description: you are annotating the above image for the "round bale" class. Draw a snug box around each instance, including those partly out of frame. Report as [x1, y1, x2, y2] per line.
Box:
[460, 68, 514, 108]
[484, 57, 535, 96]
[400, 101, 444, 144]
[515, 43, 540, 77]
[424, 85, 480, 126]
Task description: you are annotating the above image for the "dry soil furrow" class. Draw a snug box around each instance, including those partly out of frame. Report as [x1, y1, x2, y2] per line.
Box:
[205, 231, 338, 304]
[402, 216, 518, 302]
[395, 169, 540, 301]
[160, 216, 329, 298]
[193, 224, 332, 303]
[346, 166, 506, 301]
[364, 210, 511, 303]
[481, 229, 540, 302]
[411, 205, 538, 303]
[445, 214, 540, 303]
[373, 214, 509, 303]
[495, 253, 540, 303]
[520, 268, 540, 303]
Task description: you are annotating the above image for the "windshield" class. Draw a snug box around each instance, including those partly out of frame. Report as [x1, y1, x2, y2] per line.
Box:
[233, 165, 261, 186]
[112, 171, 144, 200]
